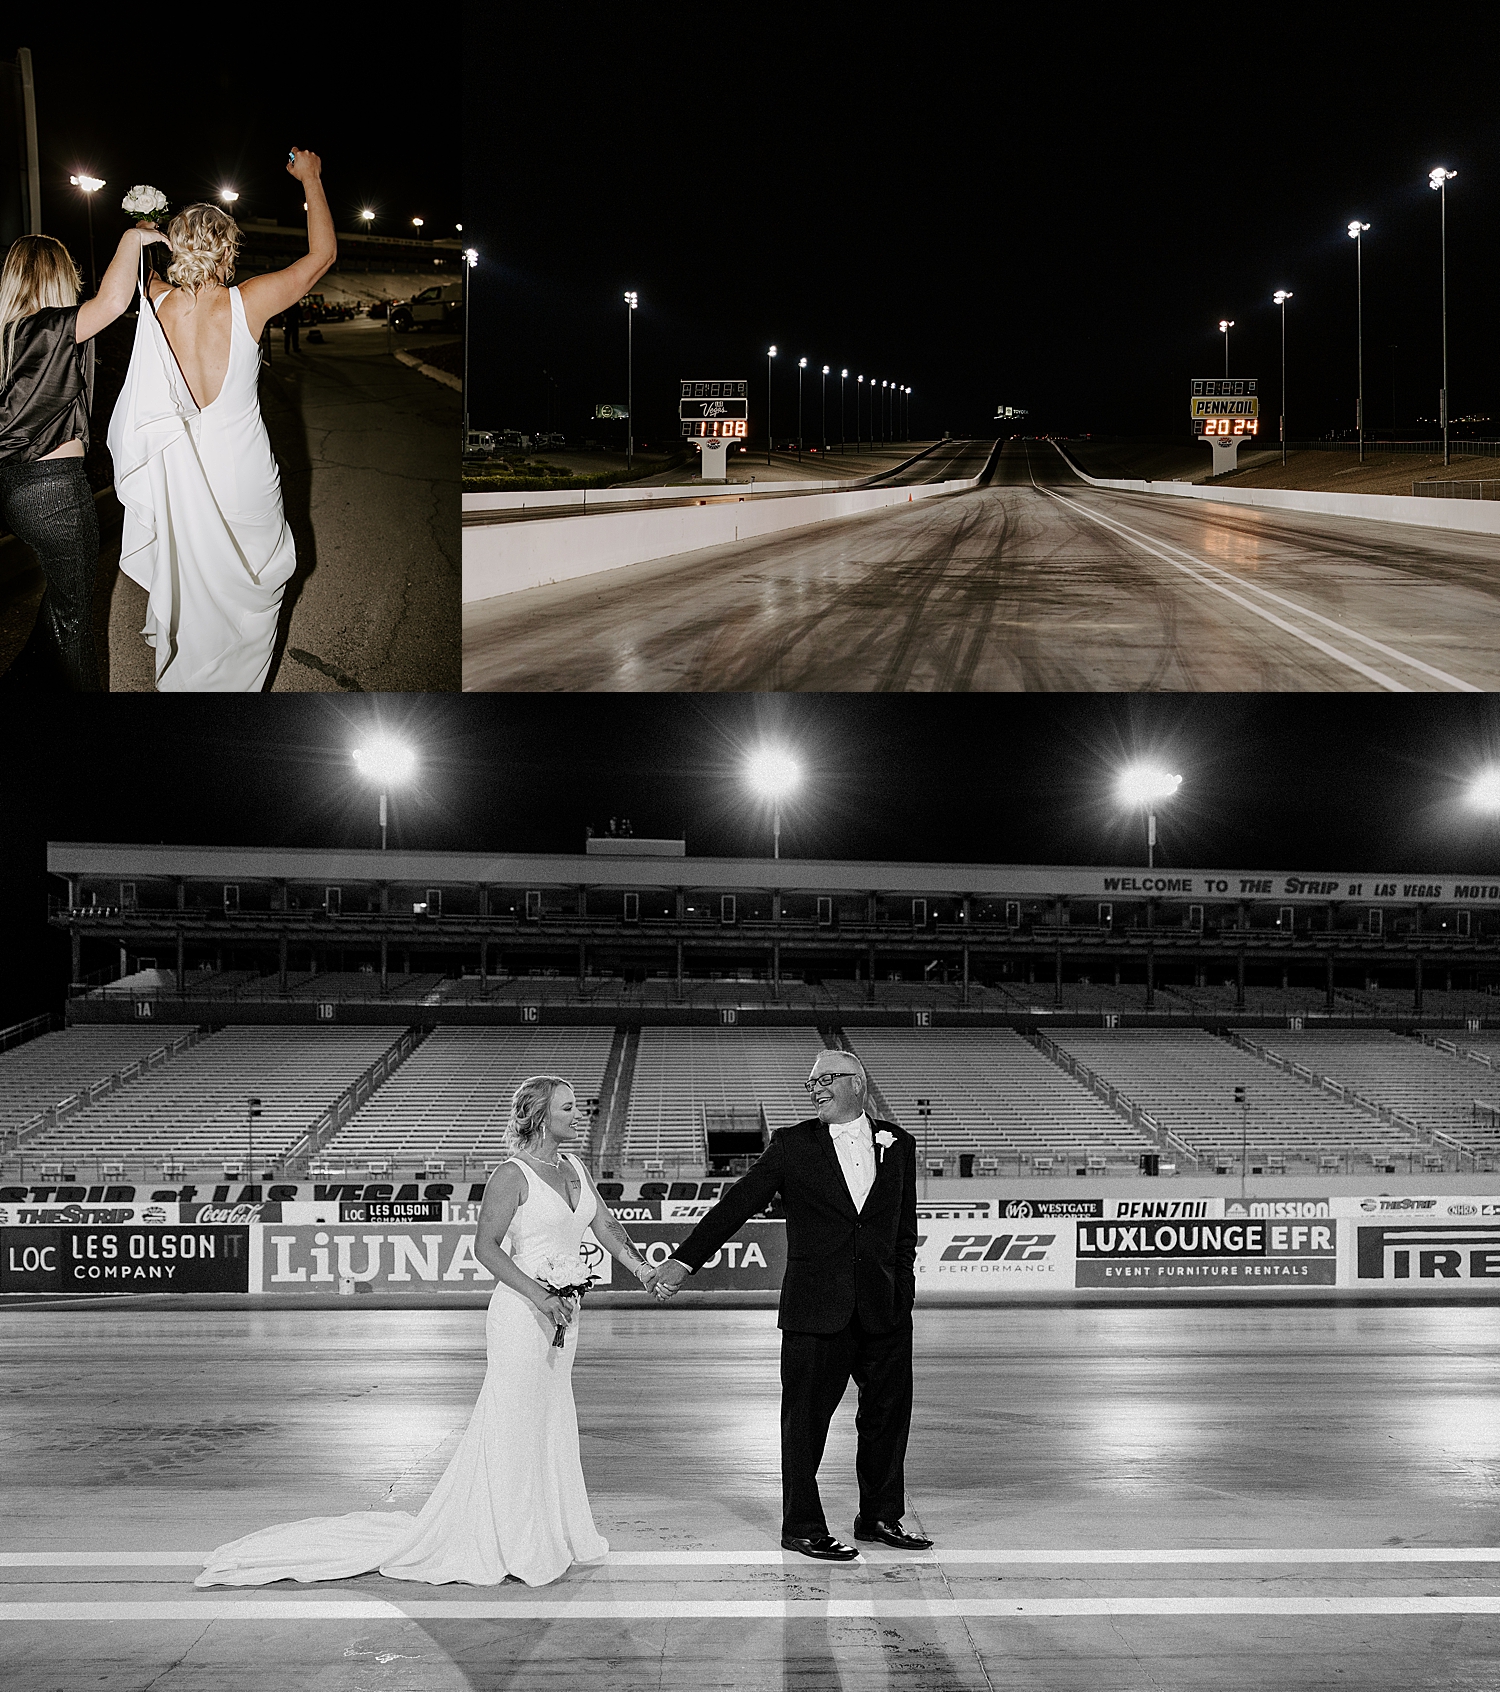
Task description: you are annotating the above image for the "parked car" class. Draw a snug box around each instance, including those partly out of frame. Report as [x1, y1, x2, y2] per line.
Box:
[389, 282, 464, 333]
[463, 430, 498, 457]
[536, 431, 566, 449]
[497, 430, 531, 452]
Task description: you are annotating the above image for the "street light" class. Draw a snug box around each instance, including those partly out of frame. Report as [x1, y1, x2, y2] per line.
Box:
[352, 738, 417, 849]
[1429, 166, 1457, 467]
[1348, 221, 1370, 463]
[745, 748, 800, 859]
[857, 375, 864, 453]
[462, 248, 478, 451]
[797, 357, 806, 460]
[219, 188, 239, 204]
[1218, 319, 1234, 378]
[412, 217, 424, 230]
[68, 174, 104, 292]
[1273, 291, 1293, 466]
[821, 365, 829, 453]
[767, 345, 776, 466]
[840, 368, 848, 454]
[359, 209, 375, 228]
[624, 290, 638, 470]
[1117, 765, 1182, 868]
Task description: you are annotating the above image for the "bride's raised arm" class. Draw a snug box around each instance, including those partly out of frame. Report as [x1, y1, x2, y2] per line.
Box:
[75, 227, 166, 342]
[238, 148, 337, 343]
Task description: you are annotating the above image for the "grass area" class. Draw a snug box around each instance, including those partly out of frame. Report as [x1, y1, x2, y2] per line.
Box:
[462, 452, 687, 493]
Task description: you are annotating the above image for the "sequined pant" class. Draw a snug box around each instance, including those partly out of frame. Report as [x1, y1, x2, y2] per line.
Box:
[0, 456, 101, 691]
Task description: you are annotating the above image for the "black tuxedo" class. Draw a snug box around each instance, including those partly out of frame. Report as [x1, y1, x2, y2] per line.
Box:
[671, 1116, 919, 1536]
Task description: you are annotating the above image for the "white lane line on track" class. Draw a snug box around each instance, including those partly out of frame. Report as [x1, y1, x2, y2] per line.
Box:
[1041, 487, 1482, 691]
[6, 1597, 1500, 1621]
[7, 1547, 1500, 1568]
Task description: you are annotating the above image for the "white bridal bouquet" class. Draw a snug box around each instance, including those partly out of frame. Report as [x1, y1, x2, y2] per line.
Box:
[535, 1252, 595, 1347]
[122, 184, 169, 227]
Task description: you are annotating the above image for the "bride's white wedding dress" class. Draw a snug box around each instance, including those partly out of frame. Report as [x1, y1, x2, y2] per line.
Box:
[196, 1155, 609, 1588]
[107, 272, 296, 691]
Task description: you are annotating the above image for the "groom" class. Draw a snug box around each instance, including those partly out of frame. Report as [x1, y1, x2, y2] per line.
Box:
[652, 1047, 931, 1561]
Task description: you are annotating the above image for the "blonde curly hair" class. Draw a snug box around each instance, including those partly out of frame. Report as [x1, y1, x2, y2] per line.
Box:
[503, 1074, 572, 1155]
[165, 203, 241, 294]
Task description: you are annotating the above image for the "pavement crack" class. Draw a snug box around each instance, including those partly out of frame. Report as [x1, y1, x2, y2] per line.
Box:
[139, 1617, 213, 1689]
[287, 647, 364, 690]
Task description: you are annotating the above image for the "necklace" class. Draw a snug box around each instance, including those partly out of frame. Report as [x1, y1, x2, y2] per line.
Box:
[525, 1145, 565, 1171]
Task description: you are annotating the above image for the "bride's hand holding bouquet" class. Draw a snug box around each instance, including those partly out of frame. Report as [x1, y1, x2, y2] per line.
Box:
[533, 1253, 594, 1347]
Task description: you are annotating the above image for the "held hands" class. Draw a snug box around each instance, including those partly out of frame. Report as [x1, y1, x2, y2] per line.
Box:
[652, 1259, 690, 1301]
[286, 148, 323, 184]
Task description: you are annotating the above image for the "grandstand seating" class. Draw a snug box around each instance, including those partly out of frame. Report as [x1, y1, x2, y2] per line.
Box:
[323, 1026, 616, 1168]
[91, 969, 449, 1004]
[0, 1026, 200, 1136]
[851, 1029, 1150, 1165]
[1053, 1029, 1414, 1166]
[19, 1027, 402, 1166]
[624, 1028, 817, 1167]
[1263, 1031, 1500, 1153]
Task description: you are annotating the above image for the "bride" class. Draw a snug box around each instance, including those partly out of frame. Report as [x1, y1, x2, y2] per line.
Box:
[196, 1074, 657, 1588]
[107, 148, 336, 691]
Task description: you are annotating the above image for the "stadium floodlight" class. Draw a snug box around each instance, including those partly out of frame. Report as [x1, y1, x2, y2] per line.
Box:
[767, 345, 777, 465]
[745, 748, 801, 860]
[1347, 223, 1370, 462]
[1428, 168, 1457, 465]
[69, 174, 106, 292]
[1273, 292, 1293, 466]
[624, 292, 639, 470]
[412, 216, 424, 229]
[1118, 765, 1182, 868]
[1218, 319, 1234, 377]
[1468, 770, 1500, 813]
[352, 738, 417, 850]
[360, 209, 375, 225]
[219, 187, 239, 204]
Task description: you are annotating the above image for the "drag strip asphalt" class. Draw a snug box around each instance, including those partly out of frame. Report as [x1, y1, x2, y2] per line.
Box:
[464, 440, 1500, 691]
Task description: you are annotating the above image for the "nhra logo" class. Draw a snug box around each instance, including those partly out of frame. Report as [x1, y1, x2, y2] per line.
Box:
[1449, 1204, 1479, 1217]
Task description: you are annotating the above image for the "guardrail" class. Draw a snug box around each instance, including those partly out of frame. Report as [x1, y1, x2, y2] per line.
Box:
[3, 1028, 206, 1153]
[0, 1013, 58, 1054]
[1412, 479, 1500, 500]
[1026, 1029, 1201, 1167]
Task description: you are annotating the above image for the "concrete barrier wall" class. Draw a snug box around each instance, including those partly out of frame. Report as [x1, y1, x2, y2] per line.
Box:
[1055, 445, 1500, 539]
[464, 475, 979, 602]
[464, 478, 852, 515]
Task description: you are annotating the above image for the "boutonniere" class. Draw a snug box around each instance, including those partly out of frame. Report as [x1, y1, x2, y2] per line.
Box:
[874, 1129, 896, 1164]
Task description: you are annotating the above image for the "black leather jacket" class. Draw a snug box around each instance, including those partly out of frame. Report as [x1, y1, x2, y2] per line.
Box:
[0, 306, 95, 461]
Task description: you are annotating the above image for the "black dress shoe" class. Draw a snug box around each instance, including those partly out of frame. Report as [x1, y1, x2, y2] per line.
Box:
[781, 1533, 859, 1561]
[852, 1518, 934, 1551]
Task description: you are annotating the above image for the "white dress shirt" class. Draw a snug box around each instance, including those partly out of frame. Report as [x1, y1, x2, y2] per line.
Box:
[828, 1112, 875, 1212]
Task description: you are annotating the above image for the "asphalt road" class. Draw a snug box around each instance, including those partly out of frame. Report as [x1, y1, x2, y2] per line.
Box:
[464, 439, 1500, 691]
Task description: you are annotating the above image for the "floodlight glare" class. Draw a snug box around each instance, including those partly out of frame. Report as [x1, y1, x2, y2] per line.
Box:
[624, 290, 638, 309]
[769, 344, 777, 357]
[1219, 319, 1233, 333]
[359, 208, 375, 223]
[1429, 166, 1456, 189]
[1469, 770, 1500, 812]
[411, 216, 424, 228]
[822, 364, 829, 375]
[463, 247, 478, 267]
[1348, 220, 1369, 239]
[798, 356, 807, 368]
[69, 174, 105, 192]
[746, 748, 801, 859]
[353, 739, 416, 787]
[1273, 289, 1292, 305]
[841, 368, 848, 378]
[1119, 766, 1182, 806]
[219, 188, 239, 204]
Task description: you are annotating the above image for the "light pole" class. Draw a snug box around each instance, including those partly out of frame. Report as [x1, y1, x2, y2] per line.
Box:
[360, 208, 375, 231]
[1348, 221, 1369, 463]
[745, 748, 800, 859]
[1273, 291, 1292, 466]
[462, 247, 477, 451]
[840, 368, 847, 454]
[1429, 166, 1456, 467]
[352, 738, 417, 850]
[767, 345, 776, 466]
[905, 385, 911, 441]
[68, 174, 104, 291]
[821, 365, 828, 452]
[1118, 765, 1182, 868]
[1218, 319, 1234, 378]
[623, 290, 638, 470]
[412, 217, 424, 232]
[797, 357, 806, 460]
[857, 375, 863, 452]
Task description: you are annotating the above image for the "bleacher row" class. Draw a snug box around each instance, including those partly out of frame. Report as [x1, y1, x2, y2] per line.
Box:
[3, 1022, 1498, 1176]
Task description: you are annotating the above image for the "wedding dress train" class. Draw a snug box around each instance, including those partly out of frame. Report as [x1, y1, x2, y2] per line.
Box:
[196, 1156, 609, 1587]
[107, 275, 296, 691]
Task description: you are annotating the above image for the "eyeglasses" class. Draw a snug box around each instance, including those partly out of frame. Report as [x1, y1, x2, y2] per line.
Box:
[805, 1072, 859, 1094]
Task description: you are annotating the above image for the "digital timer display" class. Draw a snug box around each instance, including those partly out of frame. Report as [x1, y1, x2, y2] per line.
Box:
[682, 419, 749, 439]
[1195, 417, 1259, 436]
[1189, 378, 1259, 440]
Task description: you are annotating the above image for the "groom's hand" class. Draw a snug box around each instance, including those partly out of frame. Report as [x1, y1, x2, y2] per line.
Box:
[653, 1259, 689, 1300]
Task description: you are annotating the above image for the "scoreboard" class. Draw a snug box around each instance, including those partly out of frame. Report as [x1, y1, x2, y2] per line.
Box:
[1190, 377, 1259, 438]
[680, 379, 749, 440]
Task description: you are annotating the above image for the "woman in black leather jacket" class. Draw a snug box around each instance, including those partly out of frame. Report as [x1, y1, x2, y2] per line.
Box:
[0, 223, 164, 689]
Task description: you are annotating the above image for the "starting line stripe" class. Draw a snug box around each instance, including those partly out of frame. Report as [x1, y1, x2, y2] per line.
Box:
[4, 1597, 1500, 1621]
[4, 1547, 1500, 1569]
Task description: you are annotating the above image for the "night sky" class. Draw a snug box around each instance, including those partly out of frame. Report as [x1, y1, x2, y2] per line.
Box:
[6, 694, 1500, 1026]
[12, 26, 460, 280]
[469, 16, 1500, 443]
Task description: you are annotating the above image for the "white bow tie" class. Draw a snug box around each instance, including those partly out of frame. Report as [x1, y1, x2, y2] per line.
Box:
[830, 1120, 869, 1142]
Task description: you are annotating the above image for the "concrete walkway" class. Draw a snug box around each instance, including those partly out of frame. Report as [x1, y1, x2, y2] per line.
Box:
[98, 317, 459, 692]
